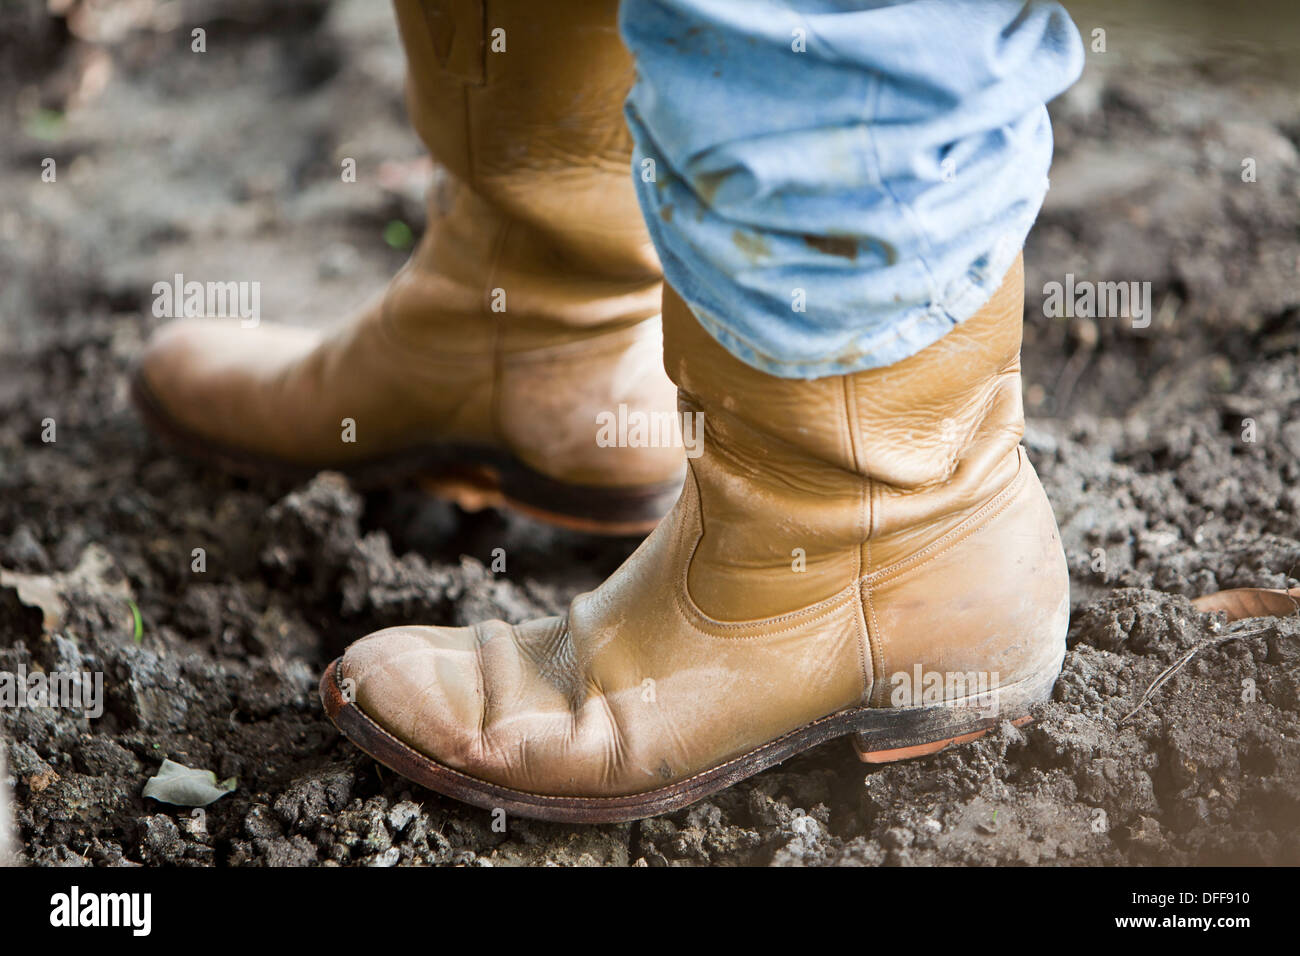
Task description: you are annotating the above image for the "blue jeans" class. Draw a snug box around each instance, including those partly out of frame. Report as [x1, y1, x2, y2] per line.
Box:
[621, 0, 1084, 378]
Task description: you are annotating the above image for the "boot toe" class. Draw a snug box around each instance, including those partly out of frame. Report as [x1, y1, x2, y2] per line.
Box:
[135, 318, 319, 447]
[339, 625, 490, 772]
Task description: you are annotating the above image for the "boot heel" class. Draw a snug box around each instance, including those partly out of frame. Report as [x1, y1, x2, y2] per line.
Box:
[414, 446, 683, 535]
[851, 715, 1032, 763]
[847, 655, 1061, 764]
[496, 459, 683, 536]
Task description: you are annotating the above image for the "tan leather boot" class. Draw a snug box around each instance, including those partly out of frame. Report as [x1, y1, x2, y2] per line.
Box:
[321, 256, 1072, 822]
[132, 1, 684, 534]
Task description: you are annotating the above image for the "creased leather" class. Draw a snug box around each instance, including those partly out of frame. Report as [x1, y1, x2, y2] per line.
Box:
[341, 257, 1072, 799]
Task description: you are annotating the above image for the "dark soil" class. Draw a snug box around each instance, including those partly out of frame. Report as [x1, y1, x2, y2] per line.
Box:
[1, 1, 1298, 866]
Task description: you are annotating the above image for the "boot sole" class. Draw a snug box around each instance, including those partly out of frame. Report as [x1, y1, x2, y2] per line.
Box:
[319, 653, 1061, 824]
[130, 370, 682, 536]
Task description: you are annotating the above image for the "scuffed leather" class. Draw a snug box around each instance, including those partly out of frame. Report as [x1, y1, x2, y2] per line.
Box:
[341, 257, 1072, 799]
[136, 0, 679, 489]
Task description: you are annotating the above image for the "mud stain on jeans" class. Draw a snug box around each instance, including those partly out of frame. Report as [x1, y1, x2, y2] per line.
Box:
[731, 229, 771, 263]
[804, 234, 859, 262]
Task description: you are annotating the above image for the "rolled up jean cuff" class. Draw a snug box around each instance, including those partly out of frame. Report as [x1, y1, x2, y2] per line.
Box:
[620, 0, 1085, 379]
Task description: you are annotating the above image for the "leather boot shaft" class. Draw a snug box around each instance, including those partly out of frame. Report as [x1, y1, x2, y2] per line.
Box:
[393, 0, 662, 323]
[663, 257, 1029, 620]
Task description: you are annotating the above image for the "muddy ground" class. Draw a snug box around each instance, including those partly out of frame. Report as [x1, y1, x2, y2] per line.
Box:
[1, 1, 1298, 866]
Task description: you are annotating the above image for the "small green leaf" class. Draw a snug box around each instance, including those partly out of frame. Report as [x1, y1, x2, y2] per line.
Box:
[127, 598, 143, 643]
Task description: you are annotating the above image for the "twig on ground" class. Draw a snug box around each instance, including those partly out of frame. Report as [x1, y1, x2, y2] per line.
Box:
[1118, 624, 1274, 726]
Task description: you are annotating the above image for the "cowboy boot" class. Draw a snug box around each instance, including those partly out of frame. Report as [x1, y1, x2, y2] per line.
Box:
[132, 0, 683, 534]
[320, 255, 1072, 822]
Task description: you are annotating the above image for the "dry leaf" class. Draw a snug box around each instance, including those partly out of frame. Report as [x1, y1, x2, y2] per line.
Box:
[0, 544, 133, 633]
[1192, 587, 1300, 622]
[143, 759, 236, 808]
